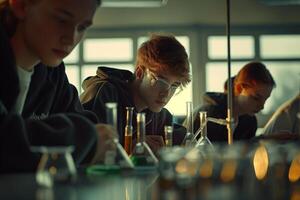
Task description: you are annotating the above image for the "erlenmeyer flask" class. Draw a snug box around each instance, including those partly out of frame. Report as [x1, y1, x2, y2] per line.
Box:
[196, 111, 214, 151]
[182, 101, 195, 147]
[124, 107, 134, 155]
[31, 146, 77, 188]
[103, 102, 134, 168]
[130, 113, 159, 167]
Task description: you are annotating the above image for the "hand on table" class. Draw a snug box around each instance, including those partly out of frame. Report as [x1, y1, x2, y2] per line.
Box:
[90, 123, 118, 164]
[146, 135, 165, 155]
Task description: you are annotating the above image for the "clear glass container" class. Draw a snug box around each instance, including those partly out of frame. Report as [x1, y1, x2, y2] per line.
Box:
[104, 102, 134, 168]
[195, 111, 214, 153]
[182, 101, 195, 147]
[124, 107, 134, 156]
[30, 146, 77, 188]
[164, 125, 173, 147]
[130, 113, 158, 167]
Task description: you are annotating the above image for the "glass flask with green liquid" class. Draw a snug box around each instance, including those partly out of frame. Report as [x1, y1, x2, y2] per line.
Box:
[130, 112, 158, 167]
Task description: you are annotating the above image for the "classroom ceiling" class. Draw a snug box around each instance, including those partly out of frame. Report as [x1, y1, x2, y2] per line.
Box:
[92, 0, 300, 28]
[101, 0, 168, 7]
[260, 0, 300, 5]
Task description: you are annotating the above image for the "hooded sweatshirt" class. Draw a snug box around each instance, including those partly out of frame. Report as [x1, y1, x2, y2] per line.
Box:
[0, 22, 98, 173]
[81, 66, 186, 145]
[192, 92, 257, 142]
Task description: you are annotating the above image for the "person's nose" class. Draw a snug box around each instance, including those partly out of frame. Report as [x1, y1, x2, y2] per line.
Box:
[60, 26, 77, 46]
[159, 87, 172, 98]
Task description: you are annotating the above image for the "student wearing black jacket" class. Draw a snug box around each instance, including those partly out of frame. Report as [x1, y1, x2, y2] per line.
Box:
[81, 67, 186, 147]
[193, 92, 258, 141]
[81, 34, 191, 152]
[0, 0, 113, 173]
[191, 62, 276, 142]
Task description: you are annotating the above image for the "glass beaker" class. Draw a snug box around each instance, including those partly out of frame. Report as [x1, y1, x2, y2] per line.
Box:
[104, 102, 134, 168]
[30, 146, 77, 188]
[130, 112, 158, 167]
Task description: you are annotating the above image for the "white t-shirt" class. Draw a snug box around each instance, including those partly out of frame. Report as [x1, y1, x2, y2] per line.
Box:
[14, 66, 34, 114]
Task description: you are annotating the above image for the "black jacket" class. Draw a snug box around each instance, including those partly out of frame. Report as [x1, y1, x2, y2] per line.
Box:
[0, 23, 98, 173]
[193, 92, 257, 142]
[81, 67, 186, 145]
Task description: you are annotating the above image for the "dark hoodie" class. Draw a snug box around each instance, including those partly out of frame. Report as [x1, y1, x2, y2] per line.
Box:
[193, 92, 257, 142]
[0, 22, 98, 173]
[81, 66, 186, 145]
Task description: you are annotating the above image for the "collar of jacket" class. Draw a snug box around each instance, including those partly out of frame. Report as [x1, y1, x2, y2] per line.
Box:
[80, 66, 134, 104]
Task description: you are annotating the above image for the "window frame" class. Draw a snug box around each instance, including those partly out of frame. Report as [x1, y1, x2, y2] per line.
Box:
[64, 24, 300, 126]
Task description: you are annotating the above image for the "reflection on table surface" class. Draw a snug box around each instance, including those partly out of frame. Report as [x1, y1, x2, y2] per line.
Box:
[0, 170, 159, 200]
[1, 141, 300, 200]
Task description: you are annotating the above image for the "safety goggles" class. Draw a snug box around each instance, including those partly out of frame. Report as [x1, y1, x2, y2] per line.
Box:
[146, 69, 182, 95]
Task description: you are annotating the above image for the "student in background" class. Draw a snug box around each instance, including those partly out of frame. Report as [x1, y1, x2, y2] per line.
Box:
[263, 92, 300, 135]
[224, 76, 258, 136]
[80, 34, 190, 153]
[190, 62, 275, 142]
[0, 0, 114, 173]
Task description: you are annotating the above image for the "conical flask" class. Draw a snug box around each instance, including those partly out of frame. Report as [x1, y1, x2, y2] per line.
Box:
[195, 111, 214, 155]
[30, 146, 77, 188]
[124, 107, 134, 155]
[130, 113, 159, 166]
[182, 101, 196, 147]
[104, 102, 134, 168]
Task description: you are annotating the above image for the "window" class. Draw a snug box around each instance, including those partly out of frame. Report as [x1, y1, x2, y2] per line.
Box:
[64, 46, 80, 91]
[65, 65, 80, 91]
[64, 38, 135, 93]
[206, 34, 300, 120]
[84, 38, 133, 62]
[206, 35, 255, 93]
[205, 62, 247, 92]
[63, 27, 300, 128]
[208, 36, 255, 59]
[64, 34, 192, 116]
[260, 35, 300, 58]
[262, 62, 300, 113]
[260, 35, 300, 114]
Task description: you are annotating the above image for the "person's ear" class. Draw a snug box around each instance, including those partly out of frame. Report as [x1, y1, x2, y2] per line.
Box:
[135, 66, 144, 80]
[10, 0, 27, 19]
[235, 83, 243, 95]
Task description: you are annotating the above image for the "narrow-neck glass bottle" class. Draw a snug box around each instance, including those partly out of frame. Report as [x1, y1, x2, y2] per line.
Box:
[124, 107, 134, 155]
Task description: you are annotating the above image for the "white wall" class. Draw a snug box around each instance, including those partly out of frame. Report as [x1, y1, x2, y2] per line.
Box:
[92, 0, 300, 28]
